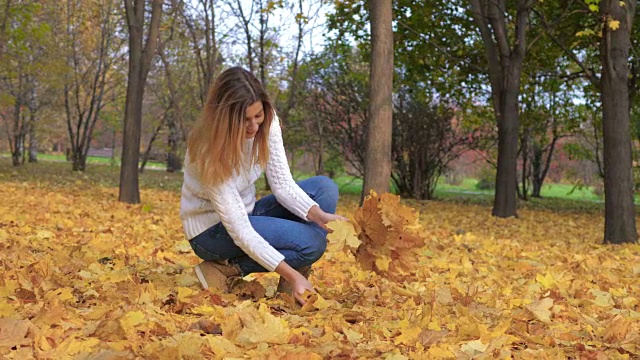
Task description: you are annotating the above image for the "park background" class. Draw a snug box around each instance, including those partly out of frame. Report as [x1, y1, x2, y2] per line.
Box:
[1, 0, 639, 359]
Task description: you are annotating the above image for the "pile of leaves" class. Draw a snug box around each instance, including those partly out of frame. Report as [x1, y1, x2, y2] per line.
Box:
[329, 191, 425, 281]
[1, 179, 639, 359]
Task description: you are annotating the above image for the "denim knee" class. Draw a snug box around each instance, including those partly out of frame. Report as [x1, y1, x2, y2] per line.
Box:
[305, 233, 327, 264]
[312, 175, 339, 212]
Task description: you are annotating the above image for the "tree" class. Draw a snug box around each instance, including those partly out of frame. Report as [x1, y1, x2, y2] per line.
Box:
[0, 1, 54, 166]
[178, 0, 221, 106]
[156, 44, 186, 173]
[392, 88, 475, 200]
[518, 69, 581, 199]
[119, 0, 162, 204]
[0, 0, 11, 57]
[537, 0, 638, 243]
[362, 0, 393, 198]
[64, 0, 122, 171]
[468, 0, 536, 218]
[278, 0, 322, 125]
[303, 46, 369, 178]
[599, 0, 637, 244]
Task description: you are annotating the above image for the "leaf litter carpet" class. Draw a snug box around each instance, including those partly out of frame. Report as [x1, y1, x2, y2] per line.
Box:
[0, 181, 639, 359]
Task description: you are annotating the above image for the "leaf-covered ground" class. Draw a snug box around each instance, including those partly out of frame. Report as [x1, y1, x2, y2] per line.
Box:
[1, 172, 639, 359]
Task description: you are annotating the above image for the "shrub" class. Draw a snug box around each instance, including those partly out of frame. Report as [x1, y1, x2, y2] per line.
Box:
[475, 166, 496, 191]
[444, 170, 464, 186]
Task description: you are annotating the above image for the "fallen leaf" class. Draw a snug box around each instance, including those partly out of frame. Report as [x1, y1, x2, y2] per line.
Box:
[526, 298, 554, 324]
[0, 319, 38, 348]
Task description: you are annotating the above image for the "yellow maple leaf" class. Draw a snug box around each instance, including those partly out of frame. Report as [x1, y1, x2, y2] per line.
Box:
[589, 289, 614, 307]
[394, 325, 421, 345]
[526, 297, 554, 324]
[461, 339, 488, 357]
[608, 18, 621, 31]
[43, 287, 75, 303]
[384, 354, 409, 360]
[119, 311, 146, 336]
[235, 304, 290, 344]
[623, 296, 638, 307]
[205, 336, 241, 357]
[375, 256, 392, 272]
[536, 272, 556, 289]
[36, 230, 55, 240]
[326, 220, 361, 250]
[342, 326, 363, 343]
[62, 337, 101, 356]
[378, 192, 418, 230]
[190, 304, 222, 316]
[428, 344, 455, 358]
[176, 286, 194, 302]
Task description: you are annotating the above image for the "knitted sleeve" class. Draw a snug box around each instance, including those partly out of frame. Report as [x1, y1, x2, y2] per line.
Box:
[205, 181, 285, 272]
[265, 115, 319, 221]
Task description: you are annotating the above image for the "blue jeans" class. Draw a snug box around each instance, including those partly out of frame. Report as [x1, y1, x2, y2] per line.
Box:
[189, 176, 339, 275]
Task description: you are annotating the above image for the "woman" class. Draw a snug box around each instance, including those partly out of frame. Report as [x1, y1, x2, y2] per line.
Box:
[180, 67, 345, 304]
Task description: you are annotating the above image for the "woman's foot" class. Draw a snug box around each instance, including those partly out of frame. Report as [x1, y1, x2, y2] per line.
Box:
[276, 266, 312, 295]
[194, 260, 241, 293]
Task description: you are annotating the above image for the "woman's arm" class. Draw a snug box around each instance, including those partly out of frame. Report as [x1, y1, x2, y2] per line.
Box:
[205, 181, 284, 272]
[208, 182, 316, 304]
[265, 115, 319, 220]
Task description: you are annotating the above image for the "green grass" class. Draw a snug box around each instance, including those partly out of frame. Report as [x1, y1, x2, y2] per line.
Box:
[300, 173, 603, 203]
[0, 157, 184, 192]
[436, 178, 602, 201]
[3, 153, 166, 169]
[3, 155, 630, 214]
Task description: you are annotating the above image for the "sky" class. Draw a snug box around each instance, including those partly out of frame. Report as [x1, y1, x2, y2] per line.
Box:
[189, 0, 330, 65]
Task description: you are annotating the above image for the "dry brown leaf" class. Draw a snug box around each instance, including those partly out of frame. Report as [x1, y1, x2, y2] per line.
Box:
[0, 318, 38, 348]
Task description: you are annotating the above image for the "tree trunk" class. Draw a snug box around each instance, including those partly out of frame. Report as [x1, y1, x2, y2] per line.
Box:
[119, 0, 162, 204]
[12, 89, 24, 166]
[167, 113, 181, 172]
[139, 113, 165, 173]
[492, 83, 520, 216]
[519, 129, 529, 201]
[531, 135, 558, 198]
[27, 83, 38, 163]
[531, 142, 543, 198]
[362, 0, 393, 199]
[601, 0, 637, 244]
[316, 152, 324, 176]
[258, 0, 267, 88]
[72, 148, 87, 171]
[28, 120, 37, 162]
[469, 0, 532, 218]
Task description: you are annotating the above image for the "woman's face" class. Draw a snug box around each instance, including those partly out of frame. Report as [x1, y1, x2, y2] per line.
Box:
[244, 101, 264, 139]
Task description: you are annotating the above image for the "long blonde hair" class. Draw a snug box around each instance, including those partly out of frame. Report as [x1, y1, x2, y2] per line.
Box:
[187, 67, 274, 187]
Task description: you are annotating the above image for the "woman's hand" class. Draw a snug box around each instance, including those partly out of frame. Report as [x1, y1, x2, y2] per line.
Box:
[289, 275, 315, 304]
[306, 205, 348, 232]
[275, 261, 315, 305]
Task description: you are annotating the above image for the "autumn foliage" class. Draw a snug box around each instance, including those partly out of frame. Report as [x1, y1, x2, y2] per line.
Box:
[329, 191, 425, 281]
[1, 177, 640, 359]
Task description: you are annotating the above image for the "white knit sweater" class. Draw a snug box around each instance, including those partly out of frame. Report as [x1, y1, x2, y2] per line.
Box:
[179, 115, 319, 272]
